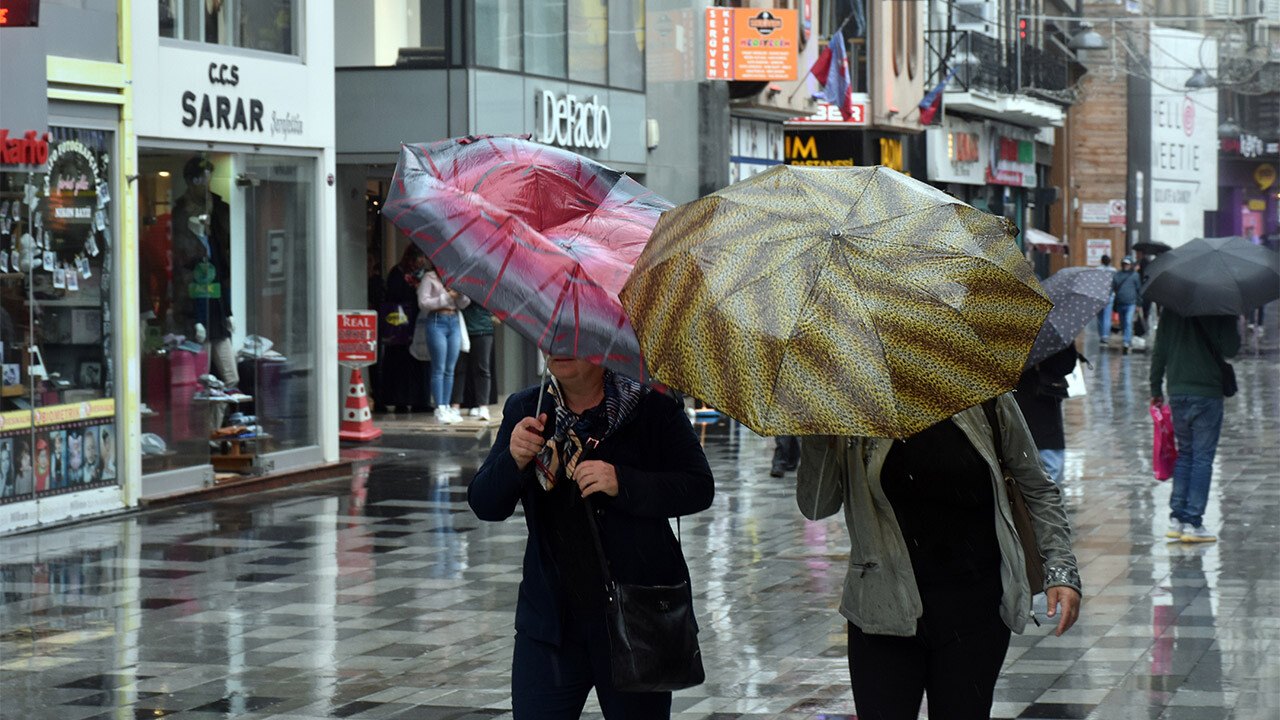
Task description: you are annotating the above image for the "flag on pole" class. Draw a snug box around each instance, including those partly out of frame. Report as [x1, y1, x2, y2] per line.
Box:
[917, 68, 957, 126]
[821, 29, 854, 121]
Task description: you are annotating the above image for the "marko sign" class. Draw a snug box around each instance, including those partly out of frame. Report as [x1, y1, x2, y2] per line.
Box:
[535, 90, 612, 151]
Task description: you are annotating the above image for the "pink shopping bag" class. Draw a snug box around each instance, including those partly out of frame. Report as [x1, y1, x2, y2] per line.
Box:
[1151, 404, 1177, 481]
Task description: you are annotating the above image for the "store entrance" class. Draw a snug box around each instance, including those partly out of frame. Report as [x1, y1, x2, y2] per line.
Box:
[137, 150, 317, 494]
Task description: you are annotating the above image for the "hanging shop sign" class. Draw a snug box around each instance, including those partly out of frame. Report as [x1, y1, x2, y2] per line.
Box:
[784, 128, 858, 167]
[705, 8, 798, 81]
[0, 129, 50, 168]
[337, 310, 378, 367]
[534, 91, 612, 151]
[986, 130, 1036, 188]
[925, 116, 985, 185]
[786, 98, 868, 126]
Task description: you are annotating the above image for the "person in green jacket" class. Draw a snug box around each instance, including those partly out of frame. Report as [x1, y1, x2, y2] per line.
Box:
[1149, 309, 1241, 543]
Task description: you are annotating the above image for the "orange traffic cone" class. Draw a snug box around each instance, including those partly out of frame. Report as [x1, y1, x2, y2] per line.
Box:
[339, 368, 383, 442]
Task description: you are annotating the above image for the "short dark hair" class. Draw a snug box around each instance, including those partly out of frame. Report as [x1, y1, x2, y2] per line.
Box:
[183, 155, 214, 183]
[1100, 254, 1111, 266]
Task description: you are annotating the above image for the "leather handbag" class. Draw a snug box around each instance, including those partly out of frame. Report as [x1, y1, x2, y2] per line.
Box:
[982, 400, 1045, 596]
[579, 441, 705, 692]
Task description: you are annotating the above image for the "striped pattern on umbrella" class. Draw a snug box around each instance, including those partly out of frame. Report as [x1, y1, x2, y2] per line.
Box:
[383, 137, 672, 383]
[620, 165, 1052, 439]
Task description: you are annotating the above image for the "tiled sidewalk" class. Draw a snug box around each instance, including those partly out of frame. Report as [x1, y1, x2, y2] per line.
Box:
[0, 341, 1276, 720]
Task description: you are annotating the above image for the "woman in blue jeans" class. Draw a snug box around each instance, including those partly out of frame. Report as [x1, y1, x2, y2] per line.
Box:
[418, 259, 470, 424]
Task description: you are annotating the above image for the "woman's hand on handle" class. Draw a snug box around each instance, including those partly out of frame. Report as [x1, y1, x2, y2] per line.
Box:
[509, 414, 547, 470]
[1046, 586, 1081, 637]
[575, 460, 619, 498]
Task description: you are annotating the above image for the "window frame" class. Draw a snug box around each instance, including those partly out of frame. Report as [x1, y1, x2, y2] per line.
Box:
[157, 0, 304, 60]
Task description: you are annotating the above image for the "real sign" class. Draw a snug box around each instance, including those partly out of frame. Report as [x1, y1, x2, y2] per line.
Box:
[535, 91, 612, 151]
[338, 311, 378, 367]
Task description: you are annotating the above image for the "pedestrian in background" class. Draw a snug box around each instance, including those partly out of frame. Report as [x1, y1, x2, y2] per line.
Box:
[1096, 254, 1117, 347]
[770, 436, 799, 477]
[378, 244, 427, 414]
[1150, 309, 1240, 543]
[796, 396, 1082, 720]
[469, 357, 714, 719]
[417, 259, 470, 424]
[1112, 257, 1143, 354]
[452, 304, 496, 421]
[1014, 345, 1082, 485]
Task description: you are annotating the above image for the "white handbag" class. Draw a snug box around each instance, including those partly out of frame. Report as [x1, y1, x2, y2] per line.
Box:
[1065, 363, 1088, 398]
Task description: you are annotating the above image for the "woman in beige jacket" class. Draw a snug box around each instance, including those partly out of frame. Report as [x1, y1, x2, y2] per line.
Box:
[796, 394, 1082, 720]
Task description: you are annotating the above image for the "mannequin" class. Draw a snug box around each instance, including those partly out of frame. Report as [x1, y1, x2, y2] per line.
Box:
[172, 156, 238, 389]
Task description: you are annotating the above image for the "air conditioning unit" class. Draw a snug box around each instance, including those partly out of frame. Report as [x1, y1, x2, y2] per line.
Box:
[955, 1, 997, 38]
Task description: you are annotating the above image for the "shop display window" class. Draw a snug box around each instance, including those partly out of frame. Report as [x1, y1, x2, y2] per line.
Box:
[138, 150, 316, 478]
[0, 128, 119, 505]
[158, 0, 299, 56]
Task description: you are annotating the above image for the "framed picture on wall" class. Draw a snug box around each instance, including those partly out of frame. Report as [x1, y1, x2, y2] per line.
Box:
[77, 360, 103, 389]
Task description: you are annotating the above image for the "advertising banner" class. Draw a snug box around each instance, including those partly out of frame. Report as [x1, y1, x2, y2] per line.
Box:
[705, 8, 798, 81]
[784, 128, 859, 167]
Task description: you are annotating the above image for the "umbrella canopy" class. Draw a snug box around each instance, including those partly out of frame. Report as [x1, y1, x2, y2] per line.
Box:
[1132, 241, 1172, 255]
[1142, 236, 1280, 316]
[618, 165, 1052, 439]
[383, 136, 672, 383]
[1027, 267, 1112, 364]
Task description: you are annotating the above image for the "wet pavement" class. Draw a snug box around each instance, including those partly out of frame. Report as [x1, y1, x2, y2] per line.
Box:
[1, 322, 1277, 720]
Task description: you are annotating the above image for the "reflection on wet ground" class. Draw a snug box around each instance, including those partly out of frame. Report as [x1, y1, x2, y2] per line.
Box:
[1, 328, 1277, 720]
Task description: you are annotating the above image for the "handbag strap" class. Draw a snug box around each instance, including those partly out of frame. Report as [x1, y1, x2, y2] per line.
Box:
[577, 438, 619, 595]
[980, 399, 1006, 468]
[1191, 317, 1229, 366]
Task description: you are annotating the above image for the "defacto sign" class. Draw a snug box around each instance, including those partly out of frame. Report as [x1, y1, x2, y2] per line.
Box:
[535, 91, 612, 151]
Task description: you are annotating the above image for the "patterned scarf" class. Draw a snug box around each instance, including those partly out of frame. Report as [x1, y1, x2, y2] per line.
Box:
[534, 370, 649, 491]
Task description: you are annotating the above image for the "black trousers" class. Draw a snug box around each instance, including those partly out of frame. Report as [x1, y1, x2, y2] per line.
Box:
[847, 600, 1011, 720]
[512, 616, 671, 719]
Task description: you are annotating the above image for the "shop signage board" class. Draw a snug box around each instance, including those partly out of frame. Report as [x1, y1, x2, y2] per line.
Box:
[338, 311, 378, 367]
[705, 8, 798, 81]
[786, 99, 868, 126]
[784, 128, 858, 167]
[985, 123, 1036, 188]
[0, 0, 40, 26]
[1086, 238, 1112, 266]
[1149, 27, 1218, 248]
[534, 91, 612, 151]
[925, 116, 985, 185]
[1081, 203, 1110, 225]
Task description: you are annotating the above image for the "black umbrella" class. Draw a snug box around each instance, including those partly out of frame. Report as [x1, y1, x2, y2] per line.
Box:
[1028, 267, 1112, 364]
[1132, 241, 1172, 255]
[1142, 236, 1280, 316]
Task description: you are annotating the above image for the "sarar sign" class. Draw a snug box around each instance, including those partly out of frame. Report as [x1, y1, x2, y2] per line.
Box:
[535, 90, 612, 151]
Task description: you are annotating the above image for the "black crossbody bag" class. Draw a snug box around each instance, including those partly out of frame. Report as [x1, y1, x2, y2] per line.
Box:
[578, 437, 706, 693]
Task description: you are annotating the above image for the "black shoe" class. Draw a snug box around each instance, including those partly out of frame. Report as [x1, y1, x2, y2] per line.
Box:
[770, 465, 786, 478]
[1122, 346, 1131, 355]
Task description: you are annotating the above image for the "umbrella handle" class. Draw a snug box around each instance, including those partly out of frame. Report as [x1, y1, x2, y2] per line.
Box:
[533, 357, 550, 421]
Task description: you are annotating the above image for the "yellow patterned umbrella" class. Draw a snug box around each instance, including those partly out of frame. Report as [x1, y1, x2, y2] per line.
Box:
[618, 165, 1051, 438]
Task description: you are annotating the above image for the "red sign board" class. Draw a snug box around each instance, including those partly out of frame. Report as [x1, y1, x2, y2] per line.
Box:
[0, 130, 50, 166]
[786, 101, 867, 126]
[0, 0, 40, 26]
[338, 310, 378, 366]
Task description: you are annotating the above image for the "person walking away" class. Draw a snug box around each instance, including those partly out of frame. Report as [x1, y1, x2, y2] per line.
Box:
[418, 259, 470, 424]
[469, 357, 715, 719]
[451, 304, 496, 421]
[378, 245, 427, 413]
[796, 395, 1082, 720]
[1112, 258, 1143, 354]
[1013, 345, 1082, 484]
[770, 436, 800, 477]
[1150, 309, 1240, 543]
[1096, 254, 1118, 347]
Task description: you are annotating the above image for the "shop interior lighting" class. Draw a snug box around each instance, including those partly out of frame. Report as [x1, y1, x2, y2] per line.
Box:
[158, 171, 170, 177]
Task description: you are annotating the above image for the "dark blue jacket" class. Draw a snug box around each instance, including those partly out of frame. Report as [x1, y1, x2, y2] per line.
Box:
[468, 385, 715, 647]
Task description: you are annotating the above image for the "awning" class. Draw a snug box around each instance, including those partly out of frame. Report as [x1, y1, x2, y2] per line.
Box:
[1026, 228, 1067, 254]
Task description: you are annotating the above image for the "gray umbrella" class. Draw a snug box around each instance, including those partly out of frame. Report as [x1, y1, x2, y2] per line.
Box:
[1142, 236, 1280, 316]
[1027, 266, 1113, 364]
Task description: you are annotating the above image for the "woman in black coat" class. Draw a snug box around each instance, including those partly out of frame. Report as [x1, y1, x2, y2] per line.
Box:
[469, 357, 714, 719]
[377, 244, 428, 412]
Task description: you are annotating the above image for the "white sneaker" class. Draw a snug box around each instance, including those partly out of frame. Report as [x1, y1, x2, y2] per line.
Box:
[467, 407, 480, 417]
[477, 406, 490, 422]
[1166, 520, 1185, 539]
[1181, 525, 1217, 543]
[434, 406, 461, 425]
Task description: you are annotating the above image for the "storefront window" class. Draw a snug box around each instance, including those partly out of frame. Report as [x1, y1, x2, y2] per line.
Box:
[607, 0, 643, 90]
[525, 0, 567, 77]
[137, 149, 317, 479]
[157, 0, 299, 56]
[0, 128, 119, 506]
[569, 0, 608, 84]
[476, 0, 523, 70]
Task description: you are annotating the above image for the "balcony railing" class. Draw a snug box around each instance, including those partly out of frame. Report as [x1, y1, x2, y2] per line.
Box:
[945, 30, 1073, 99]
